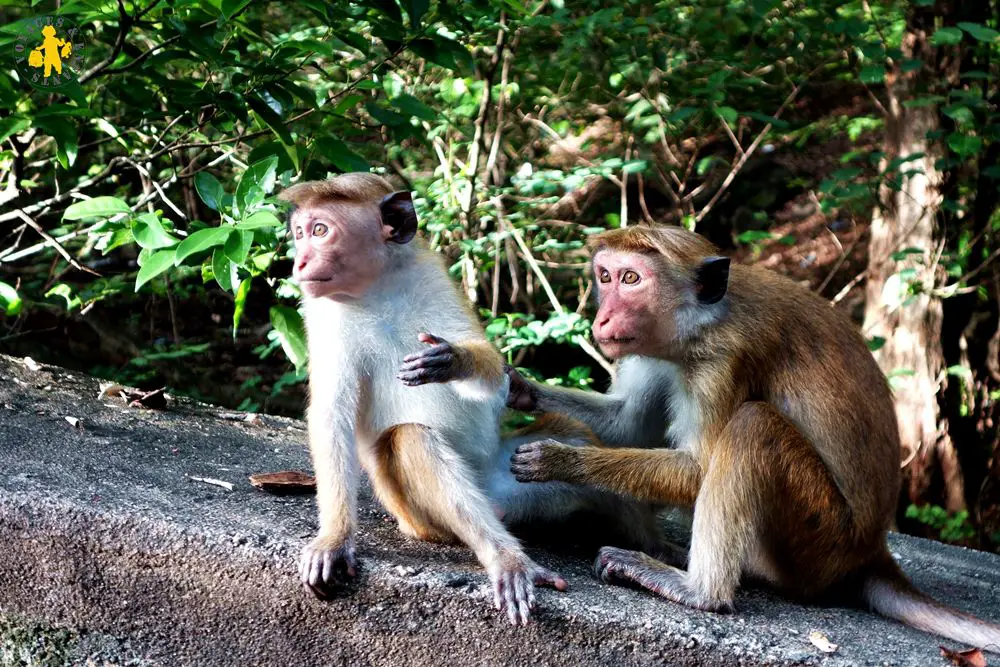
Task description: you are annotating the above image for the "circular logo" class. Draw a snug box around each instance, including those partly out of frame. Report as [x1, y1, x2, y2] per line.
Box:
[13, 16, 87, 89]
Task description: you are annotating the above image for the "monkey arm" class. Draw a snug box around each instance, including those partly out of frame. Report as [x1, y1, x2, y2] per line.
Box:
[512, 442, 701, 507]
[528, 389, 667, 450]
[450, 339, 507, 400]
[306, 376, 363, 543]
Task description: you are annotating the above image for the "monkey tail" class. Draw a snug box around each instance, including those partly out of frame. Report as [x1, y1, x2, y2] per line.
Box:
[861, 551, 1000, 653]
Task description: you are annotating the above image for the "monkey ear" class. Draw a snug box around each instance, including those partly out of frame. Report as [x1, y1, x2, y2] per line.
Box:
[380, 191, 418, 244]
[695, 256, 730, 305]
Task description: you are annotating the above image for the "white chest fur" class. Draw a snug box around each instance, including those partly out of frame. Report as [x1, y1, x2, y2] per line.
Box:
[663, 363, 702, 453]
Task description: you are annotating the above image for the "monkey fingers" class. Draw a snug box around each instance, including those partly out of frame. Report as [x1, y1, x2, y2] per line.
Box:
[510, 439, 577, 483]
[504, 366, 538, 411]
[398, 337, 458, 386]
[594, 546, 732, 613]
[493, 569, 534, 626]
[299, 536, 359, 599]
[531, 563, 569, 592]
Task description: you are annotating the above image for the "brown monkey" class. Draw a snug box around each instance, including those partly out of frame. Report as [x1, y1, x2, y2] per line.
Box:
[507, 224, 1000, 649]
[282, 174, 660, 625]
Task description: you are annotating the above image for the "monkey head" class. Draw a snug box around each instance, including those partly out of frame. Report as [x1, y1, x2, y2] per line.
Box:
[279, 175, 417, 301]
[589, 226, 730, 360]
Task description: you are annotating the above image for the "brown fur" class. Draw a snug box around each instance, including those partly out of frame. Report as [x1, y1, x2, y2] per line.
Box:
[279, 173, 394, 207]
[519, 224, 1000, 650]
[453, 340, 507, 387]
[369, 424, 453, 543]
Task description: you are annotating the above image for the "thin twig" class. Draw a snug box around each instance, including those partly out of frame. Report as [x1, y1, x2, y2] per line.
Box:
[12, 210, 100, 275]
[494, 197, 613, 374]
[695, 71, 814, 224]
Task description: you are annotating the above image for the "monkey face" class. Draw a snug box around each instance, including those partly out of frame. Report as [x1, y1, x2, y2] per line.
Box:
[286, 187, 419, 302]
[290, 202, 392, 301]
[591, 247, 731, 360]
[591, 249, 666, 359]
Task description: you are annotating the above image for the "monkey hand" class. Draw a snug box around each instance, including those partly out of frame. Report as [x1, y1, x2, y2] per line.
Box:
[299, 534, 359, 599]
[510, 439, 579, 484]
[504, 366, 538, 411]
[490, 553, 568, 626]
[397, 332, 462, 386]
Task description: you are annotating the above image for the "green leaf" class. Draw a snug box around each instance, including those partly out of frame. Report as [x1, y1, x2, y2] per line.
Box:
[744, 111, 789, 129]
[0, 115, 30, 144]
[233, 278, 252, 339]
[174, 227, 233, 265]
[237, 211, 283, 229]
[714, 106, 738, 125]
[859, 65, 885, 84]
[696, 156, 720, 176]
[224, 229, 253, 264]
[947, 133, 983, 156]
[903, 95, 945, 109]
[270, 305, 308, 370]
[867, 336, 886, 352]
[234, 156, 279, 217]
[63, 196, 131, 220]
[942, 105, 974, 125]
[957, 22, 999, 43]
[392, 93, 437, 121]
[45, 283, 81, 311]
[403, 0, 428, 27]
[930, 27, 963, 46]
[221, 0, 252, 18]
[248, 96, 294, 146]
[135, 248, 177, 291]
[98, 228, 135, 254]
[212, 248, 236, 292]
[35, 116, 78, 169]
[0, 281, 23, 316]
[195, 172, 225, 211]
[131, 213, 180, 249]
[313, 138, 370, 172]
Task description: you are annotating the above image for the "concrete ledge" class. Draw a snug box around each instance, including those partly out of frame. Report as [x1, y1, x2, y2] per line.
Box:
[1, 354, 998, 666]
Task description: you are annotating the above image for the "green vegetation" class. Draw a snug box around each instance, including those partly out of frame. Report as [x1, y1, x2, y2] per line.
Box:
[1, 0, 998, 550]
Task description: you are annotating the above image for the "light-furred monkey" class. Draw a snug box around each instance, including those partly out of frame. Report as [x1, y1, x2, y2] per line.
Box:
[281, 173, 661, 625]
[505, 224, 1000, 650]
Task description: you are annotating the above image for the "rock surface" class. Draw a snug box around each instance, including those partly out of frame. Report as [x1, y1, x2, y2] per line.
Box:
[1, 353, 998, 666]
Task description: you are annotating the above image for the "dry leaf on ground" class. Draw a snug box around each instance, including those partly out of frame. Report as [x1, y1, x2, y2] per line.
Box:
[808, 631, 838, 654]
[940, 646, 987, 667]
[249, 471, 317, 495]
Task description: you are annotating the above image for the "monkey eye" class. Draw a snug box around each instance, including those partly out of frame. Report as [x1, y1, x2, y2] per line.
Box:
[294, 226, 304, 240]
[598, 269, 611, 283]
[622, 270, 640, 285]
[312, 222, 329, 238]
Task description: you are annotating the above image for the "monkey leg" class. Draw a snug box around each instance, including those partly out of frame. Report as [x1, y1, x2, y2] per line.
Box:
[596, 402, 864, 611]
[370, 422, 567, 625]
[369, 424, 452, 542]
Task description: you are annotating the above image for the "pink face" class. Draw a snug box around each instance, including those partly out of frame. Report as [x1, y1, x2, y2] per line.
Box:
[290, 201, 395, 301]
[591, 249, 667, 359]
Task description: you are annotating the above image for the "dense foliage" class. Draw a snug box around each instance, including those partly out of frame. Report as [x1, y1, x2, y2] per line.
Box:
[1, 0, 998, 550]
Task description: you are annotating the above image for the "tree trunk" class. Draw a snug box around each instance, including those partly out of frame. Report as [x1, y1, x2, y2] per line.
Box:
[863, 3, 965, 514]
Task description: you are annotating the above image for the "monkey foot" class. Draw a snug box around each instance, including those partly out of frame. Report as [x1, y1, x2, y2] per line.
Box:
[594, 546, 733, 613]
[491, 560, 568, 626]
[299, 535, 359, 600]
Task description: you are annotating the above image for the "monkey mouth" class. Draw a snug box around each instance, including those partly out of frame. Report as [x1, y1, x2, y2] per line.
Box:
[597, 336, 636, 345]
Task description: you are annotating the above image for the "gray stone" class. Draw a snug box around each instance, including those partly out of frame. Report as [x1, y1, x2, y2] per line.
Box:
[1, 354, 998, 666]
